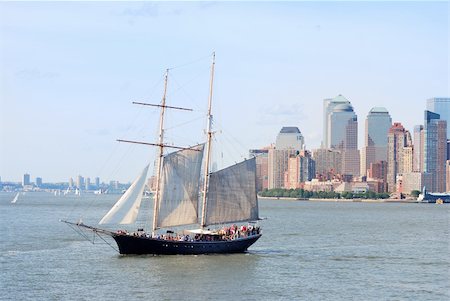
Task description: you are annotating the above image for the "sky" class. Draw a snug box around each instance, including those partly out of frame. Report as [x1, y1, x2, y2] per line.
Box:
[0, 1, 449, 183]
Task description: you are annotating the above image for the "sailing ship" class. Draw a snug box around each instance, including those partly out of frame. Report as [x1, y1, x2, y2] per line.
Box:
[11, 192, 19, 204]
[62, 53, 262, 255]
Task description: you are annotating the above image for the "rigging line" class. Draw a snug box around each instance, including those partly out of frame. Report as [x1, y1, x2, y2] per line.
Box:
[214, 120, 249, 153]
[94, 232, 119, 253]
[168, 67, 211, 109]
[164, 115, 205, 131]
[167, 54, 211, 71]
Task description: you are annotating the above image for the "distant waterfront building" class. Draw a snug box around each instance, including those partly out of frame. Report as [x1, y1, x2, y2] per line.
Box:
[312, 148, 342, 180]
[402, 172, 428, 195]
[367, 160, 388, 192]
[286, 150, 315, 189]
[22, 173, 30, 186]
[423, 110, 447, 192]
[323, 95, 351, 148]
[361, 107, 392, 176]
[85, 177, 91, 190]
[387, 123, 411, 192]
[427, 97, 450, 136]
[275, 127, 304, 150]
[69, 177, 74, 188]
[249, 148, 269, 191]
[76, 175, 84, 190]
[328, 102, 359, 176]
[36, 177, 42, 187]
[413, 125, 424, 172]
[95, 177, 100, 188]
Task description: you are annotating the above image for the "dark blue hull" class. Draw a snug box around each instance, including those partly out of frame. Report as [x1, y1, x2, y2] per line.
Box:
[112, 234, 262, 255]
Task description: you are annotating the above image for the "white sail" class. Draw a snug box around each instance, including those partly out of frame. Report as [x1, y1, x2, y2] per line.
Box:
[157, 144, 204, 228]
[205, 158, 259, 226]
[11, 192, 19, 204]
[99, 164, 149, 225]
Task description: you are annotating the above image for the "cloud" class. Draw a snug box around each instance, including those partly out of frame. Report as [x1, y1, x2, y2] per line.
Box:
[260, 102, 306, 118]
[119, 3, 159, 18]
[15, 69, 59, 80]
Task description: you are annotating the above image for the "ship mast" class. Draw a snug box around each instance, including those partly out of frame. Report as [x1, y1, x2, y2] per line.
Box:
[201, 52, 215, 228]
[152, 69, 169, 235]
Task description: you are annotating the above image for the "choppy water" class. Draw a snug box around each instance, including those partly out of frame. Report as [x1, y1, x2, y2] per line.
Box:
[1, 192, 449, 300]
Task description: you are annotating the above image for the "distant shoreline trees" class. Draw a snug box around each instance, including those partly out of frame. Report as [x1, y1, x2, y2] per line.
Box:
[258, 188, 390, 200]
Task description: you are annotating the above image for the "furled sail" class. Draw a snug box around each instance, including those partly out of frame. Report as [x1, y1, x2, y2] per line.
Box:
[99, 164, 149, 225]
[205, 158, 259, 226]
[157, 144, 205, 228]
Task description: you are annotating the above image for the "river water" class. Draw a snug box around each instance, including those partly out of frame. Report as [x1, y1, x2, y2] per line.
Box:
[1, 192, 449, 300]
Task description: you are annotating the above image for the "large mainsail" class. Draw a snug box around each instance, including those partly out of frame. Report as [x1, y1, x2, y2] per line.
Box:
[205, 158, 259, 226]
[99, 164, 149, 225]
[156, 144, 205, 228]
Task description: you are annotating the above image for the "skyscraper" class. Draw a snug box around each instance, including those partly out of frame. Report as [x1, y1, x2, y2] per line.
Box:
[22, 173, 30, 186]
[427, 97, 450, 136]
[387, 123, 411, 192]
[361, 107, 392, 176]
[275, 127, 304, 150]
[329, 103, 359, 176]
[36, 177, 42, 187]
[323, 95, 351, 149]
[423, 111, 447, 192]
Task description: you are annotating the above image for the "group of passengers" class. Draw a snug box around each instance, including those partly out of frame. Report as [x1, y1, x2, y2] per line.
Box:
[117, 224, 261, 242]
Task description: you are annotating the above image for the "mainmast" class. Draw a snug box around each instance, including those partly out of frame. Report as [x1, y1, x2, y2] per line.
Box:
[152, 69, 169, 235]
[201, 52, 215, 228]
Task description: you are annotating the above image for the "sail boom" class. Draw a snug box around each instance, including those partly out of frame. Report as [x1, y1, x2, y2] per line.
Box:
[117, 139, 201, 152]
[132, 101, 193, 111]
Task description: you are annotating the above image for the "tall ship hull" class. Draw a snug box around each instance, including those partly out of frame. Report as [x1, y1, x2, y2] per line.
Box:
[112, 233, 262, 255]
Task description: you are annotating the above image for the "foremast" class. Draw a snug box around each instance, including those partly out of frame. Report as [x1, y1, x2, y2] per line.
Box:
[201, 52, 215, 228]
[152, 69, 169, 236]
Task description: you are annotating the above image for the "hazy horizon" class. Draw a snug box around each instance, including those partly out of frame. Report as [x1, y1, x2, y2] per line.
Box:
[1, 1, 448, 182]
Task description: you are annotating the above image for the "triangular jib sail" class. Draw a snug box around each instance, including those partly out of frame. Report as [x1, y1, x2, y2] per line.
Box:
[205, 157, 259, 226]
[99, 164, 149, 225]
[157, 144, 205, 228]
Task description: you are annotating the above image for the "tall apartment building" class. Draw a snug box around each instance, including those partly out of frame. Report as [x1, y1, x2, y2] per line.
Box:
[268, 148, 297, 189]
[361, 107, 392, 176]
[312, 148, 342, 180]
[285, 150, 315, 189]
[249, 148, 269, 191]
[387, 123, 411, 192]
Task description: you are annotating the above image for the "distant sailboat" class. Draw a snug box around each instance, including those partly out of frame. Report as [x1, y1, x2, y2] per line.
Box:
[11, 192, 20, 204]
[62, 53, 262, 255]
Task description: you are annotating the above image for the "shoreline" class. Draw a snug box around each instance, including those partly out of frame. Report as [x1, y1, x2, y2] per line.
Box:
[257, 196, 419, 203]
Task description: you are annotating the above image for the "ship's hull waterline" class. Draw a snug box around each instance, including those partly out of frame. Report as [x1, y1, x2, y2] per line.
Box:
[112, 234, 262, 255]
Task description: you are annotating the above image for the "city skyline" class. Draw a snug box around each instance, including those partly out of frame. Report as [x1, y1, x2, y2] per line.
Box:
[1, 2, 448, 182]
